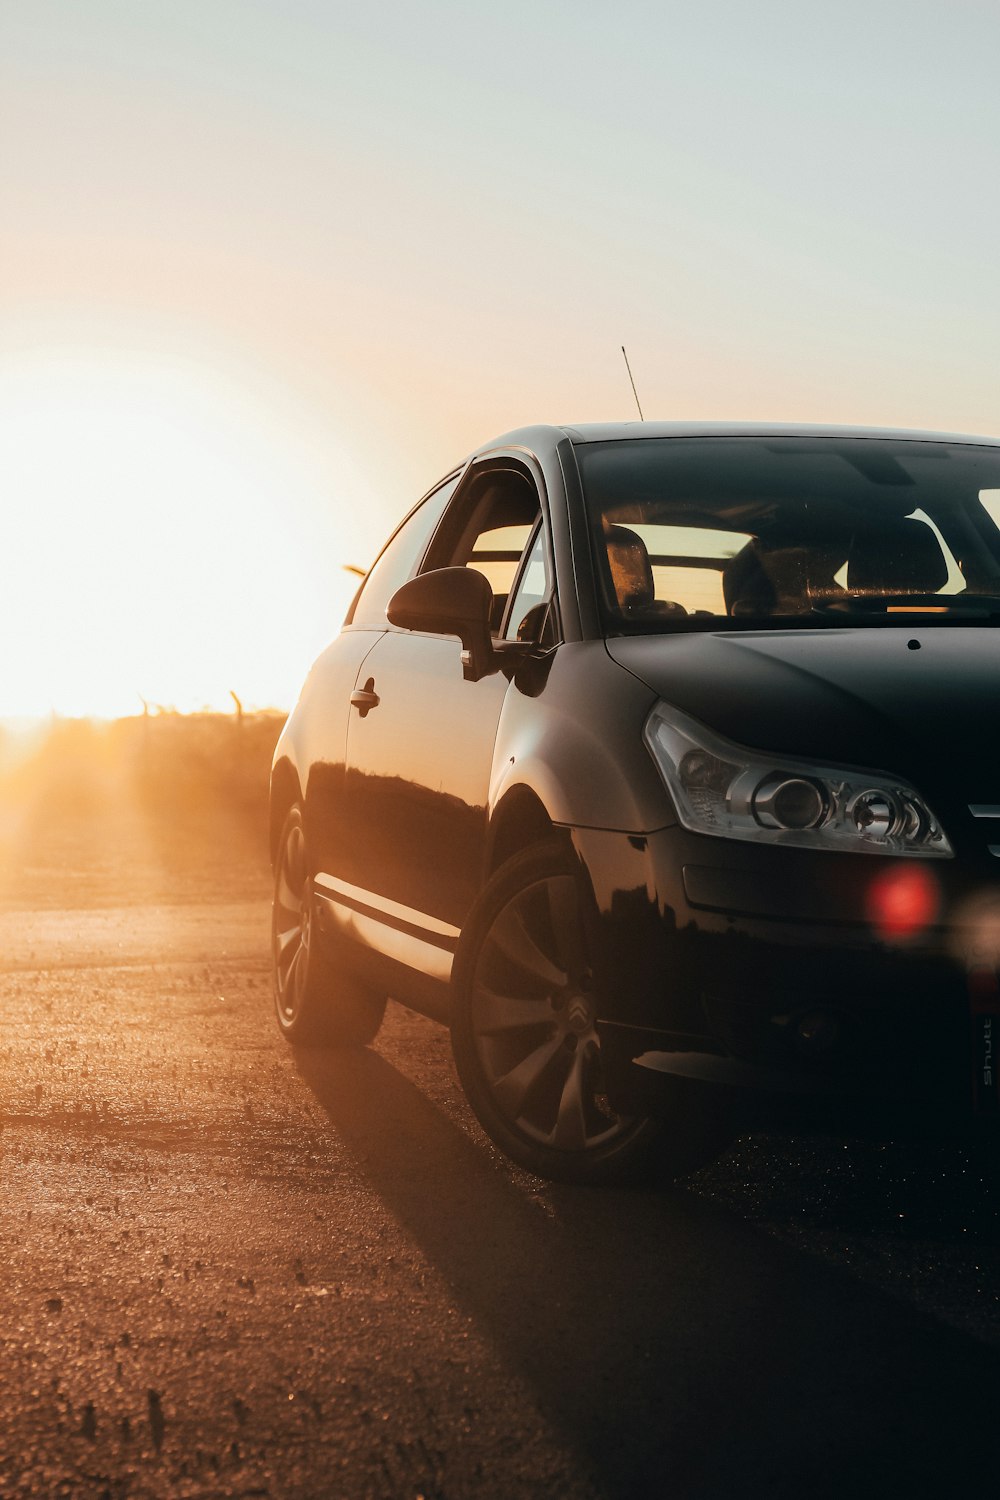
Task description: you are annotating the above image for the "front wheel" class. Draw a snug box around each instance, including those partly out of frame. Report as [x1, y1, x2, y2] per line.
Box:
[451, 842, 664, 1184]
[272, 805, 386, 1046]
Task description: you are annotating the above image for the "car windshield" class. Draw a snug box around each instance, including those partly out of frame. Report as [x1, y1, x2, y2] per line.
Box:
[576, 435, 1000, 632]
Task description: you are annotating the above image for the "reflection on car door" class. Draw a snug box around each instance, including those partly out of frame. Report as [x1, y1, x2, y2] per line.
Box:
[301, 475, 460, 886]
[325, 461, 545, 981]
[335, 634, 509, 947]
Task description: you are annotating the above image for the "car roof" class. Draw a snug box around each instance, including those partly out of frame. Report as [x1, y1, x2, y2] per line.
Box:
[473, 420, 1000, 457]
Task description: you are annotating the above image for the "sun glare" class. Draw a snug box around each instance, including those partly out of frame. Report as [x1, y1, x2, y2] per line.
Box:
[0, 352, 377, 720]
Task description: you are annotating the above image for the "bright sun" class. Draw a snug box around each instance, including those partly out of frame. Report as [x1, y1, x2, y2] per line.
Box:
[0, 352, 377, 720]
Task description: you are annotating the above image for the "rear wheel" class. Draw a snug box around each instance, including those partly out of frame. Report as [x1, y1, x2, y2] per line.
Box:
[272, 805, 386, 1046]
[451, 842, 663, 1184]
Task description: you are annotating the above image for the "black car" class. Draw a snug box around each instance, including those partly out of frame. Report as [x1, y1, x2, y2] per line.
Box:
[271, 422, 1000, 1183]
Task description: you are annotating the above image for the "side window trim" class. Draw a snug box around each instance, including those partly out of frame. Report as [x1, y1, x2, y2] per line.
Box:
[371, 446, 562, 646]
[344, 468, 464, 629]
[500, 517, 541, 639]
[420, 452, 547, 576]
[500, 517, 561, 644]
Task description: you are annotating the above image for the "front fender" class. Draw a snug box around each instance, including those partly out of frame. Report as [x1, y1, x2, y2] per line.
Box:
[489, 641, 675, 834]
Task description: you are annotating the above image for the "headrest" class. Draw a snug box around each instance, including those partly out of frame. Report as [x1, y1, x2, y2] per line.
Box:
[723, 543, 775, 615]
[606, 525, 655, 610]
[847, 516, 948, 595]
[723, 540, 846, 616]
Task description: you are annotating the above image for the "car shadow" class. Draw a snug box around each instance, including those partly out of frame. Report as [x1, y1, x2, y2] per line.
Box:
[694, 1126, 1000, 1239]
[294, 1041, 1000, 1500]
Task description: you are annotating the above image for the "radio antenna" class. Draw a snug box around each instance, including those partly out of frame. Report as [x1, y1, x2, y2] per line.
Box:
[621, 345, 644, 420]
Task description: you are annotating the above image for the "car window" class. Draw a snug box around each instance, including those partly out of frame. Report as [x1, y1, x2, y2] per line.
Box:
[503, 524, 551, 639]
[619, 522, 750, 616]
[468, 524, 534, 598]
[424, 464, 542, 633]
[577, 436, 1000, 632]
[834, 507, 965, 596]
[348, 475, 459, 627]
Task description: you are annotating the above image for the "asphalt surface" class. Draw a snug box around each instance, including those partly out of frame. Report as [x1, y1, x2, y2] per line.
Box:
[2, 879, 1000, 1498]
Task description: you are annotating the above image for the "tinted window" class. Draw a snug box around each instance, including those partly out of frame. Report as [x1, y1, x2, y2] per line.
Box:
[577, 437, 1000, 632]
[424, 465, 542, 633]
[348, 476, 459, 628]
[468, 523, 535, 598]
[503, 524, 551, 640]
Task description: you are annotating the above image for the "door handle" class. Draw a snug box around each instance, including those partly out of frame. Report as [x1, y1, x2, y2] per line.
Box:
[350, 678, 380, 717]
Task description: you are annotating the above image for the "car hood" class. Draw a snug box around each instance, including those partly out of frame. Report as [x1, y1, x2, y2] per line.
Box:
[606, 628, 1000, 802]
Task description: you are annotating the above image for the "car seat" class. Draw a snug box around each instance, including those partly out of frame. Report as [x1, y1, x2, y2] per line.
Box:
[605, 525, 687, 620]
[723, 539, 847, 616]
[846, 516, 948, 596]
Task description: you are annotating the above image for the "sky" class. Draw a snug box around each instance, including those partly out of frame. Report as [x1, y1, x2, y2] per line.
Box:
[2, 0, 1000, 716]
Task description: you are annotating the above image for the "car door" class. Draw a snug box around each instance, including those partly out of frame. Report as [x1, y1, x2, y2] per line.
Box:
[324, 457, 547, 980]
[301, 474, 460, 879]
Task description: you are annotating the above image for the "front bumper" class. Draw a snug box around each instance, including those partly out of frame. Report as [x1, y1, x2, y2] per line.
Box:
[572, 825, 1000, 1128]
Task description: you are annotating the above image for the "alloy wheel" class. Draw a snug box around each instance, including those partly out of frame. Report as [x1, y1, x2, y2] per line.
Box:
[273, 814, 311, 1028]
[469, 871, 632, 1153]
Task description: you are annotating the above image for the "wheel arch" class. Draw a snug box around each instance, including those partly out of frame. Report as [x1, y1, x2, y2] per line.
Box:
[269, 755, 303, 867]
[489, 645, 672, 837]
[484, 783, 576, 879]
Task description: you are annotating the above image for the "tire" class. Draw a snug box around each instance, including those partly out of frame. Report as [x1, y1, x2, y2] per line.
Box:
[451, 841, 666, 1185]
[272, 805, 386, 1046]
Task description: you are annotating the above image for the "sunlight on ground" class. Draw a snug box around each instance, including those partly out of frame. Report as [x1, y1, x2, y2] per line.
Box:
[0, 713, 281, 910]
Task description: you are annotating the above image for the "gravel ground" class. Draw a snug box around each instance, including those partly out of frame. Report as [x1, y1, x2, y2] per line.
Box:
[0, 831, 998, 1497]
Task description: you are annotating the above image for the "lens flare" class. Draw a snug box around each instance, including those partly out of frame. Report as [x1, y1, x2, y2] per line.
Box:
[949, 890, 1000, 968]
[866, 865, 940, 941]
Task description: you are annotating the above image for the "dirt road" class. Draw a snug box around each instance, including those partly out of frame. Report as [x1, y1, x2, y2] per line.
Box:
[2, 871, 999, 1497]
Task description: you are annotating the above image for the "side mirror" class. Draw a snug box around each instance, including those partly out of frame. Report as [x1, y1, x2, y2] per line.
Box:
[387, 567, 496, 681]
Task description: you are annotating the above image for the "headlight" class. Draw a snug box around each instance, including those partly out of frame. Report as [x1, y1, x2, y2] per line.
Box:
[643, 704, 953, 858]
